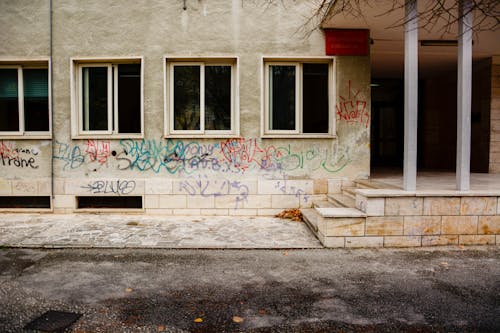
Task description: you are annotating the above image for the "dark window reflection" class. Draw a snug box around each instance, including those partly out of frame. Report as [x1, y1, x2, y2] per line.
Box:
[82, 67, 108, 131]
[205, 66, 231, 131]
[24, 68, 49, 131]
[303, 63, 329, 133]
[270, 65, 295, 131]
[0, 69, 20, 132]
[174, 66, 200, 131]
[118, 64, 141, 133]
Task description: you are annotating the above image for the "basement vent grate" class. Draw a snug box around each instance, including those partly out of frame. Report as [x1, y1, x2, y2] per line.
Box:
[77, 196, 143, 209]
[24, 310, 82, 332]
[0, 196, 51, 209]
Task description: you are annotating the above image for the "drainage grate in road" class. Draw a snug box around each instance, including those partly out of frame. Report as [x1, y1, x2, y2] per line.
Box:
[24, 310, 82, 332]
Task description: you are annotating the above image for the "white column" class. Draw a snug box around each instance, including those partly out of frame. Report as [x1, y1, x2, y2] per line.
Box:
[457, 0, 473, 191]
[404, 0, 418, 191]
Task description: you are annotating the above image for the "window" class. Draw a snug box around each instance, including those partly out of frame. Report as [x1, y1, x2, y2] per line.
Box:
[165, 58, 238, 137]
[0, 62, 50, 137]
[263, 59, 334, 137]
[72, 58, 143, 137]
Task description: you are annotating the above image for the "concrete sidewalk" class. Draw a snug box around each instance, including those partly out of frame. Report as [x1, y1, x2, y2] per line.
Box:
[0, 214, 322, 249]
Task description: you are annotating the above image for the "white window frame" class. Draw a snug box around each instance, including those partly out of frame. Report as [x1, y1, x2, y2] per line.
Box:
[261, 57, 336, 138]
[71, 57, 144, 139]
[0, 58, 52, 139]
[164, 56, 239, 138]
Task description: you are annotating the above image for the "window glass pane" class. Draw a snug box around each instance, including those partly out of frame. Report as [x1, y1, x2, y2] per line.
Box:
[205, 66, 231, 131]
[0, 69, 20, 132]
[82, 67, 108, 131]
[269, 65, 295, 130]
[118, 64, 141, 133]
[173, 66, 200, 131]
[24, 68, 49, 131]
[303, 63, 329, 133]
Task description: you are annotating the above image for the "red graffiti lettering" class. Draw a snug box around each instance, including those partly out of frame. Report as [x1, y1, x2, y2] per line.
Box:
[85, 139, 111, 165]
[219, 138, 277, 172]
[336, 80, 370, 128]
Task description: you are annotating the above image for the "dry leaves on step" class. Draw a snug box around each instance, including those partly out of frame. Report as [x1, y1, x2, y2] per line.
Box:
[275, 209, 303, 222]
[126, 221, 139, 226]
[232, 316, 244, 323]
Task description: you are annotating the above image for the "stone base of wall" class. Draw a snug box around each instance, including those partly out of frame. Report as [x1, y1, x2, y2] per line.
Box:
[0, 177, 345, 215]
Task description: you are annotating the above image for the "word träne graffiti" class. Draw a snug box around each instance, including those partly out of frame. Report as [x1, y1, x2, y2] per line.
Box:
[0, 141, 40, 169]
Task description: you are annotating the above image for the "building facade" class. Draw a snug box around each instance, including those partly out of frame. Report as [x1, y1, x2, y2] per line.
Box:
[0, 0, 370, 214]
[1, 0, 499, 247]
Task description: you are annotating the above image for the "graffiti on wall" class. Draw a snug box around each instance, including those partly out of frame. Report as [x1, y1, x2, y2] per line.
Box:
[114, 138, 351, 175]
[273, 179, 309, 204]
[179, 174, 249, 208]
[44, 137, 354, 175]
[81, 180, 136, 195]
[0, 141, 39, 169]
[53, 140, 85, 170]
[2, 138, 357, 177]
[85, 140, 111, 165]
[336, 80, 370, 128]
[116, 139, 224, 174]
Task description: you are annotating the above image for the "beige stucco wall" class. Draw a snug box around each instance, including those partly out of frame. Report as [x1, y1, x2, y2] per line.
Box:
[0, 0, 370, 213]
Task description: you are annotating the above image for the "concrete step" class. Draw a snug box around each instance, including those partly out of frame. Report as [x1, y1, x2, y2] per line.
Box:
[313, 200, 338, 209]
[302, 207, 367, 247]
[355, 179, 400, 190]
[342, 187, 357, 200]
[301, 208, 321, 233]
[315, 207, 366, 218]
[354, 179, 378, 189]
[327, 193, 355, 208]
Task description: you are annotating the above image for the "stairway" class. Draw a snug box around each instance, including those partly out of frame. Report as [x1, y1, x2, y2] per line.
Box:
[302, 179, 383, 247]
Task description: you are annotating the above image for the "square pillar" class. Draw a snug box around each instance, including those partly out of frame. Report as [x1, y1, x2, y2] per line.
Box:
[404, 0, 418, 191]
[457, 0, 473, 190]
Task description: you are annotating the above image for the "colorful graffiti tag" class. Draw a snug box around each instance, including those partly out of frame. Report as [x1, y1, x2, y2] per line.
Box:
[3, 137, 352, 175]
[115, 138, 351, 175]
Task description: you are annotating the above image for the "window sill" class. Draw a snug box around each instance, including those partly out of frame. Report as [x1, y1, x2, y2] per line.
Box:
[163, 133, 241, 139]
[261, 134, 337, 139]
[0, 134, 52, 140]
[72, 134, 144, 140]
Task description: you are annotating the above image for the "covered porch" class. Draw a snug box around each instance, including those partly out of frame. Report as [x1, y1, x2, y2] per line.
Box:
[371, 171, 500, 193]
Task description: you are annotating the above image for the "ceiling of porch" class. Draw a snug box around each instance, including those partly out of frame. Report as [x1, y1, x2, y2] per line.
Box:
[321, 1, 500, 79]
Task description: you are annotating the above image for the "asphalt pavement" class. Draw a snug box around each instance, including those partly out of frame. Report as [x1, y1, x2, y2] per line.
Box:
[0, 247, 499, 332]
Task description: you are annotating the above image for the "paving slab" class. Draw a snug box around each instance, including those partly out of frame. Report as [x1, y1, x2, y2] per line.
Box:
[0, 214, 322, 249]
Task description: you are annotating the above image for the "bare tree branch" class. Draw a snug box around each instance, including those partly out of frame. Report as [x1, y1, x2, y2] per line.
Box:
[293, 0, 499, 36]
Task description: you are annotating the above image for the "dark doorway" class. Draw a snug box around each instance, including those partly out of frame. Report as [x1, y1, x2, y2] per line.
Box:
[370, 79, 404, 169]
